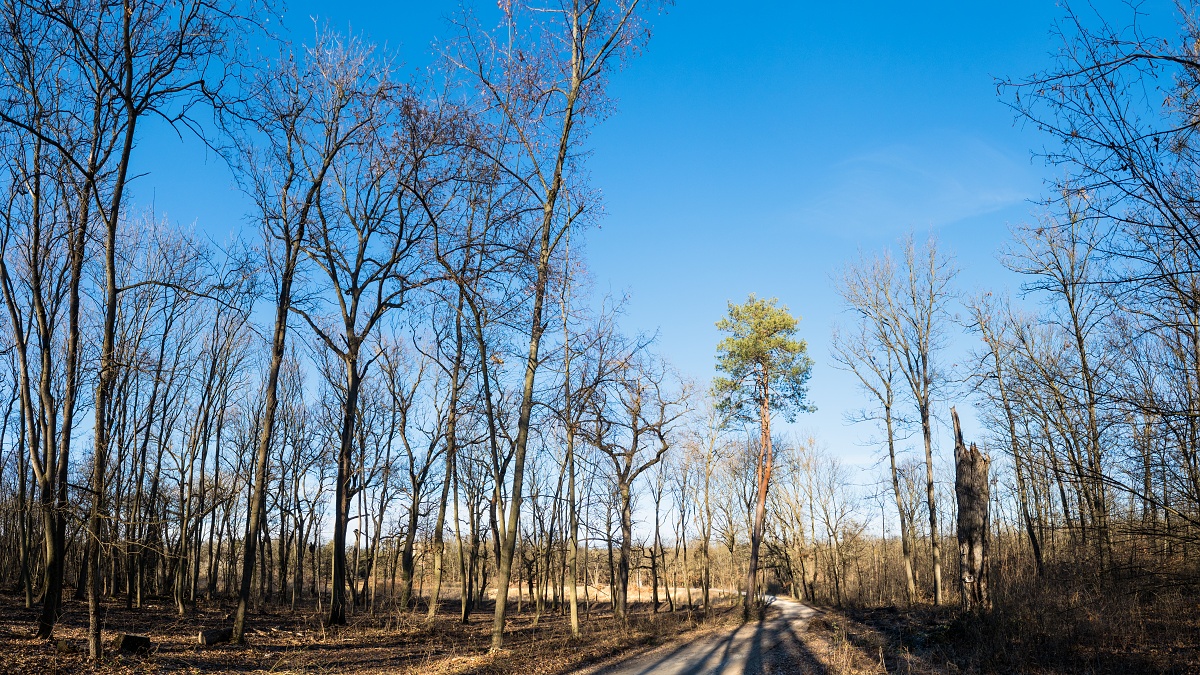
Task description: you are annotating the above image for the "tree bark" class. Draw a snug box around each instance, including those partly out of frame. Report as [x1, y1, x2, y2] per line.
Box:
[744, 365, 772, 621]
[952, 407, 990, 612]
[329, 361, 363, 625]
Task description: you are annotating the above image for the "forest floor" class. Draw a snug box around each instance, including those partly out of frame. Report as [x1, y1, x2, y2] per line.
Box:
[0, 593, 745, 674]
[797, 589, 1200, 675]
[4, 585, 1197, 674]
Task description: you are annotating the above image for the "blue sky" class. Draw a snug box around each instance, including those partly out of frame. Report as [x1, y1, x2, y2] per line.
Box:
[573, 1, 1055, 476]
[127, 1, 1172, 480]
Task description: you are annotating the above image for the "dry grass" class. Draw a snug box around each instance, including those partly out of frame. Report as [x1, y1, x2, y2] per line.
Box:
[0, 594, 740, 674]
[796, 568, 1200, 674]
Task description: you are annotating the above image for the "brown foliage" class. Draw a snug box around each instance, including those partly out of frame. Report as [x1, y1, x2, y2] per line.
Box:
[802, 567, 1200, 674]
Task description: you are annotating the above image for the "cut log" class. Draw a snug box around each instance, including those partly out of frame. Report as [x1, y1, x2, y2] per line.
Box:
[113, 633, 153, 655]
[198, 627, 233, 646]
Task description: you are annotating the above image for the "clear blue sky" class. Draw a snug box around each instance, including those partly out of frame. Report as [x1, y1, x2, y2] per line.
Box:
[129, 1, 1171, 479]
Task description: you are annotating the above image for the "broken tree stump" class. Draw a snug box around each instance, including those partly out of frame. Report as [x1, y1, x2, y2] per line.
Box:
[113, 633, 153, 655]
[952, 406, 991, 612]
[198, 627, 233, 646]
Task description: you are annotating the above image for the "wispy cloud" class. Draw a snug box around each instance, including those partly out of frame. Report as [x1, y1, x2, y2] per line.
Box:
[793, 131, 1039, 236]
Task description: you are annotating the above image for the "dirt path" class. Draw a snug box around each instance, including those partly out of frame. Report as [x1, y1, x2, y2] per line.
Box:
[591, 597, 830, 675]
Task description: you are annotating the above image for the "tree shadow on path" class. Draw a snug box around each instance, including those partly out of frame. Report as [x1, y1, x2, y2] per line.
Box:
[589, 598, 831, 675]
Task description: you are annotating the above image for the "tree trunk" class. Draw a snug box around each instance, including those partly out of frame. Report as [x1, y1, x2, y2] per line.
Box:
[920, 400, 943, 606]
[952, 407, 990, 612]
[232, 231, 301, 643]
[885, 404, 917, 603]
[616, 482, 632, 621]
[398, 498, 420, 608]
[744, 366, 771, 621]
[566, 423, 580, 635]
[329, 360, 363, 626]
[426, 323, 461, 622]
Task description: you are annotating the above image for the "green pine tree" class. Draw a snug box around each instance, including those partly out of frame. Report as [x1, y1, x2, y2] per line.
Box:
[713, 294, 813, 619]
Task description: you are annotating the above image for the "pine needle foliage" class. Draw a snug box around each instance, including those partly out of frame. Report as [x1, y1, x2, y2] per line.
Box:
[712, 294, 814, 425]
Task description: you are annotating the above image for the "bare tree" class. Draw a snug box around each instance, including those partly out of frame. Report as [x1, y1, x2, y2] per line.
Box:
[833, 256, 918, 603]
[0, 0, 251, 655]
[292, 66, 446, 624]
[588, 352, 688, 621]
[682, 396, 731, 615]
[447, 0, 652, 647]
[965, 292, 1044, 576]
[877, 235, 958, 606]
[1005, 210, 1113, 563]
[230, 29, 382, 642]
